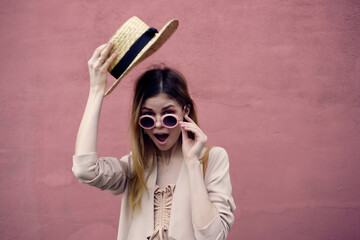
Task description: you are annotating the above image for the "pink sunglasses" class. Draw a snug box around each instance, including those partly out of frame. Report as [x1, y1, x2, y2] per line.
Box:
[138, 114, 180, 129]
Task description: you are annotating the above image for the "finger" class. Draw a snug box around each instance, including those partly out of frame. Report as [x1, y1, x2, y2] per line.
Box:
[180, 122, 196, 127]
[92, 44, 114, 68]
[99, 42, 114, 61]
[180, 121, 205, 135]
[91, 44, 107, 59]
[183, 126, 207, 144]
[181, 125, 204, 140]
[181, 124, 196, 140]
[101, 50, 118, 70]
[181, 125, 189, 142]
[184, 114, 195, 123]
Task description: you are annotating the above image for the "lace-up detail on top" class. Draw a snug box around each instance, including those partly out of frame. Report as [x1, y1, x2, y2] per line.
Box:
[147, 184, 176, 240]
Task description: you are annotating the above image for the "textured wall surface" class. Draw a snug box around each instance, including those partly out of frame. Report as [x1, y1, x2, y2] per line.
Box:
[1, 0, 360, 239]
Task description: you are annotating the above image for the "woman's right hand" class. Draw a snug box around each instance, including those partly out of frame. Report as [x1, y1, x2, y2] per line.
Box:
[88, 42, 118, 92]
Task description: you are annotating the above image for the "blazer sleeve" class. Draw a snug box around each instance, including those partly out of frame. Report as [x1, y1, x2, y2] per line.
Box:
[72, 152, 131, 195]
[193, 147, 236, 240]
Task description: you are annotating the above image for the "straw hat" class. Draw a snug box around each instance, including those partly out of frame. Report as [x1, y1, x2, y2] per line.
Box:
[103, 16, 179, 96]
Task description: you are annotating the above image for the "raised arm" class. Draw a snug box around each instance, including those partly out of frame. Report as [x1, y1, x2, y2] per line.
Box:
[72, 43, 130, 195]
[75, 42, 117, 155]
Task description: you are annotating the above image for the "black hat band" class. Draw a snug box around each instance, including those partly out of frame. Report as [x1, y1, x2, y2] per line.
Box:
[110, 27, 159, 79]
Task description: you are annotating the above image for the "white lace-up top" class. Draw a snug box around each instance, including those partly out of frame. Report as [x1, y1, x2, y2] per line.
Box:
[147, 184, 176, 240]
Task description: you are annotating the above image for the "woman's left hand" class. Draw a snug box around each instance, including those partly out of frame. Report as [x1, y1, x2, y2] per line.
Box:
[180, 115, 208, 165]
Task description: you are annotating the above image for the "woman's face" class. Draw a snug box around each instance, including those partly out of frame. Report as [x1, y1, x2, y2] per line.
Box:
[140, 93, 184, 152]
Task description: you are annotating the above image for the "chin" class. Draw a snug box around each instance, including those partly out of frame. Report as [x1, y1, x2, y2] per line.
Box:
[155, 144, 171, 152]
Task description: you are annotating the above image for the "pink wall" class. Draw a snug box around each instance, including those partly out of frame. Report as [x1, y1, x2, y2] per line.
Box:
[1, 0, 360, 239]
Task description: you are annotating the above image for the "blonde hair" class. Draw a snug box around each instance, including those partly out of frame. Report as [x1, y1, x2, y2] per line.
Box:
[129, 66, 198, 214]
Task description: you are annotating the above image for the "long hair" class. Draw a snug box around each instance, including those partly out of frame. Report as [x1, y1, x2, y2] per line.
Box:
[129, 66, 198, 214]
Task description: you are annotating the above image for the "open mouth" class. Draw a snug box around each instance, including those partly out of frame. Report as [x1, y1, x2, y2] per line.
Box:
[155, 134, 169, 143]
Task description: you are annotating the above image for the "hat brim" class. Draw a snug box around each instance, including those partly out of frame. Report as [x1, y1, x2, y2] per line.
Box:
[104, 19, 179, 96]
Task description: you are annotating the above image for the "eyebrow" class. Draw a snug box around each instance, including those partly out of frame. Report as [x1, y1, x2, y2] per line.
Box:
[142, 105, 176, 111]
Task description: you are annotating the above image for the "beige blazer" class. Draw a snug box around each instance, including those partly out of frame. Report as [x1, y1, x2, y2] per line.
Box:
[72, 146, 236, 240]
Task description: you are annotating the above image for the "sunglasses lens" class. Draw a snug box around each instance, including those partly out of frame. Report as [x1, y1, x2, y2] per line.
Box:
[140, 117, 154, 128]
[163, 115, 178, 127]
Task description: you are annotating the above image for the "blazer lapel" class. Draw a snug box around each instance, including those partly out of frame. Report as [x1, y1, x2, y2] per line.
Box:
[168, 161, 194, 239]
[127, 161, 157, 239]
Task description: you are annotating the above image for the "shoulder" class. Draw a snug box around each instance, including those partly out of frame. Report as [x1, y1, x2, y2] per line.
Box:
[208, 146, 228, 157]
[206, 146, 230, 173]
[208, 146, 229, 162]
[203, 146, 233, 195]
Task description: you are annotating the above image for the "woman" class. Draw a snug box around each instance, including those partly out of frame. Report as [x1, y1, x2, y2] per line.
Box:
[72, 42, 236, 239]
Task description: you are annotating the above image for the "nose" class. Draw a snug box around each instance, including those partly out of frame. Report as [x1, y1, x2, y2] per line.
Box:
[154, 116, 162, 128]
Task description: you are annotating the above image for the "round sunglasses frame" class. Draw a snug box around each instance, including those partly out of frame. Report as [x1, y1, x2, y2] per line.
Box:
[138, 114, 181, 129]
